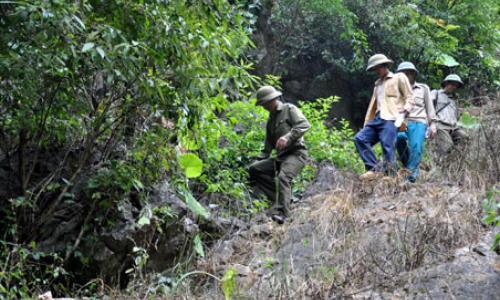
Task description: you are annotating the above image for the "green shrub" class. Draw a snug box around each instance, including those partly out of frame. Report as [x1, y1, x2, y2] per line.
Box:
[189, 95, 362, 217]
[0, 240, 67, 299]
[299, 96, 362, 170]
[482, 189, 500, 250]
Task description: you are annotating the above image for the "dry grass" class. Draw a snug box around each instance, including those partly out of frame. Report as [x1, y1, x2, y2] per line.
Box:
[123, 103, 500, 300]
[168, 172, 487, 299]
[425, 102, 500, 189]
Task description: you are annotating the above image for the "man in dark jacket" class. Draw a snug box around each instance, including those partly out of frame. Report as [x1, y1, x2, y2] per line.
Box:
[249, 86, 310, 224]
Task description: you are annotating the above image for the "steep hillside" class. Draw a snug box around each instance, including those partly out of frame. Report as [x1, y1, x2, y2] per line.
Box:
[171, 104, 500, 300]
[179, 166, 498, 299]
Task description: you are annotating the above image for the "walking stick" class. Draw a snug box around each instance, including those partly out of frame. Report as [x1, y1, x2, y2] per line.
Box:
[274, 159, 280, 203]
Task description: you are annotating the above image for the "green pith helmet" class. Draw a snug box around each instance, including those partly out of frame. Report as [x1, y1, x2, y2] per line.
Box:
[366, 54, 394, 71]
[396, 61, 419, 76]
[441, 74, 464, 88]
[255, 85, 282, 106]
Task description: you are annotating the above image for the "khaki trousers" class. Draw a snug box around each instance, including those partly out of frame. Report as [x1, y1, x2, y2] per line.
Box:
[435, 128, 468, 152]
[249, 150, 307, 217]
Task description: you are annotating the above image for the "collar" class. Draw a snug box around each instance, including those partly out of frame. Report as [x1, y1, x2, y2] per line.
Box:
[413, 82, 424, 89]
[439, 89, 454, 97]
[375, 72, 394, 85]
[270, 101, 284, 115]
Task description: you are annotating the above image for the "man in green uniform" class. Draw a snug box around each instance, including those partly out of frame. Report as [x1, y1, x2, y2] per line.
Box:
[430, 74, 468, 152]
[249, 85, 310, 224]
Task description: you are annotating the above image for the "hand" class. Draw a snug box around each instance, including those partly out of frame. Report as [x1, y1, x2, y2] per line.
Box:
[276, 136, 288, 150]
[399, 108, 410, 117]
[428, 128, 437, 140]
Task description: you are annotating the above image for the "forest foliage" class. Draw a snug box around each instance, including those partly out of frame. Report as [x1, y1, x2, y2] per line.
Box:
[0, 0, 259, 297]
[0, 0, 499, 298]
[265, 0, 500, 115]
[271, 0, 500, 81]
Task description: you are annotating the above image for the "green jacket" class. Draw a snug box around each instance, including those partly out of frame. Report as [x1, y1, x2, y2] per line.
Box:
[257, 102, 310, 159]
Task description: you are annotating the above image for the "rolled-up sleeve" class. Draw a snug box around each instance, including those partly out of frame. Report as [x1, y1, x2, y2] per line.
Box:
[424, 86, 438, 130]
[398, 75, 415, 112]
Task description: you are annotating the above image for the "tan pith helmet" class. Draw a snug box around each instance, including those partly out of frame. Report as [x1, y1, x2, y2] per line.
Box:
[366, 54, 394, 71]
[256, 86, 282, 106]
[441, 74, 464, 88]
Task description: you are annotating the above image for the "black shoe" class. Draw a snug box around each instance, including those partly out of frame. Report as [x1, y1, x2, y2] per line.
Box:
[272, 214, 285, 224]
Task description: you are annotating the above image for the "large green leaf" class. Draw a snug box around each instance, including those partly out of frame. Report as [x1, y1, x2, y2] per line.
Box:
[138, 215, 150, 226]
[437, 54, 460, 67]
[178, 153, 203, 178]
[456, 112, 481, 129]
[185, 191, 208, 218]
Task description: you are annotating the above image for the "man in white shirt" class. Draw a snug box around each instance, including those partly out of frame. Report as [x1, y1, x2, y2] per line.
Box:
[395, 61, 437, 183]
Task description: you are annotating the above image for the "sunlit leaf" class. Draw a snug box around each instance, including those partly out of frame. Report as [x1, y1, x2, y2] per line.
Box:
[133, 178, 144, 190]
[436, 54, 460, 67]
[82, 43, 95, 52]
[194, 234, 204, 257]
[221, 268, 237, 300]
[444, 24, 460, 31]
[73, 15, 85, 30]
[456, 112, 481, 129]
[62, 178, 74, 186]
[179, 133, 199, 151]
[185, 191, 208, 218]
[96, 46, 105, 58]
[178, 153, 203, 178]
[138, 215, 150, 226]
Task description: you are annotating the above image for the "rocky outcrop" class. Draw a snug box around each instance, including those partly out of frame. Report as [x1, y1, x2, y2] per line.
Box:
[192, 165, 500, 299]
[36, 182, 195, 285]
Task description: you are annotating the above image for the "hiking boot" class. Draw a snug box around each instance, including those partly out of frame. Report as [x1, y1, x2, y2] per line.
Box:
[404, 177, 416, 183]
[398, 168, 412, 177]
[272, 214, 285, 224]
[359, 171, 382, 180]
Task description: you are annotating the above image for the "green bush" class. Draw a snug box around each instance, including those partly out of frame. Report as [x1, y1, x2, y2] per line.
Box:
[299, 96, 362, 170]
[0, 240, 67, 299]
[0, 0, 257, 295]
[482, 189, 500, 250]
[189, 95, 362, 218]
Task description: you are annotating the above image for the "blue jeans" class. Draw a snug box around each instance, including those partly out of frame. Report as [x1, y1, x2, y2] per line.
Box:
[354, 113, 398, 175]
[396, 121, 427, 183]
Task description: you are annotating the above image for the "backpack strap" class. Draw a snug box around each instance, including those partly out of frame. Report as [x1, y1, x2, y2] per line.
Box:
[435, 101, 452, 116]
[433, 91, 439, 109]
[434, 90, 455, 116]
